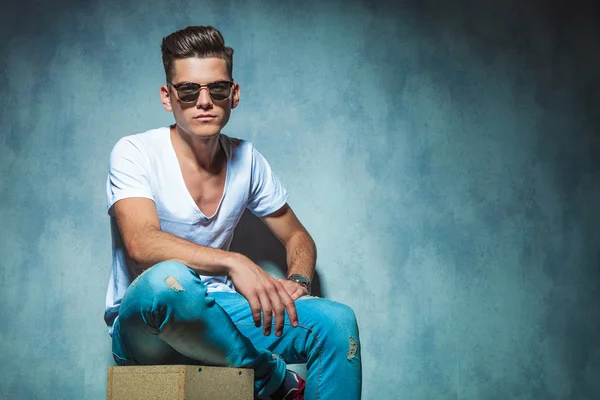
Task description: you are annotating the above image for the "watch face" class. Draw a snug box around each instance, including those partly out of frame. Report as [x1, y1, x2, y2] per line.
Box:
[289, 274, 310, 286]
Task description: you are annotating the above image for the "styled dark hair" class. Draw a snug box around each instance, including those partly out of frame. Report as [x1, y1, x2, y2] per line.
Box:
[161, 26, 234, 82]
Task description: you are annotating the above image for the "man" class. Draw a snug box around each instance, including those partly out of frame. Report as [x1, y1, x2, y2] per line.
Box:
[104, 26, 361, 400]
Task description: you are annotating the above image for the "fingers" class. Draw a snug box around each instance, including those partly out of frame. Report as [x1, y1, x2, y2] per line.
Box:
[291, 286, 308, 300]
[278, 283, 298, 328]
[247, 293, 262, 328]
[232, 261, 300, 334]
[276, 278, 308, 302]
[268, 282, 286, 336]
[257, 279, 299, 336]
[258, 291, 273, 335]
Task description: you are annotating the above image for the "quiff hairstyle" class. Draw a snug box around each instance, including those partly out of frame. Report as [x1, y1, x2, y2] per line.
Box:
[161, 26, 234, 82]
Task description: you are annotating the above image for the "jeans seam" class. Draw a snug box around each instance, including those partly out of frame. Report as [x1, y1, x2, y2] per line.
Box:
[236, 322, 322, 399]
[302, 323, 322, 400]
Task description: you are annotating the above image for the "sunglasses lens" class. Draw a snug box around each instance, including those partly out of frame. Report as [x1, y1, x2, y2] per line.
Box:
[174, 82, 232, 102]
[208, 82, 232, 101]
[177, 84, 200, 102]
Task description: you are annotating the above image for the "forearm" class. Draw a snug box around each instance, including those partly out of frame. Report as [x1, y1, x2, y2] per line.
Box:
[285, 230, 317, 279]
[127, 228, 240, 275]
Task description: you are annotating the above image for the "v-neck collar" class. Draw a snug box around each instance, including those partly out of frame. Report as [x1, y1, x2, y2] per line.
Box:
[167, 127, 230, 221]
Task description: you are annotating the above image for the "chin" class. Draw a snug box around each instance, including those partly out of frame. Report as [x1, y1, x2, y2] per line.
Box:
[192, 130, 221, 138]
[183, 124, 222, 139]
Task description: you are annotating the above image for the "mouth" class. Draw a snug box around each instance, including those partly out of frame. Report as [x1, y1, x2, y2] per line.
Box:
[193, 114, 217, 120]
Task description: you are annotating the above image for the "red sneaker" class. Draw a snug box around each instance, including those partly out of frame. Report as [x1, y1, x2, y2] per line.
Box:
[282, 370, 305, 400]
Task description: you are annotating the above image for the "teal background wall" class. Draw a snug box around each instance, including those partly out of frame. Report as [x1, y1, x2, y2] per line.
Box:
[1, 0, 599, 399]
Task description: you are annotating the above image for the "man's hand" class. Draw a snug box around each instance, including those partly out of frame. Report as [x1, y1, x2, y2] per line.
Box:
[278, 278, 309, 300]
[227, 254, 298, 337]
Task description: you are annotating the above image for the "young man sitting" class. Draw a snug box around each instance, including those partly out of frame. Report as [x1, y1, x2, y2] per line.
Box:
[104, 25, 361, 400]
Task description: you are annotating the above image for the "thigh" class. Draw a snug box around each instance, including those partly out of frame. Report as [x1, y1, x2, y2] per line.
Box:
[112, 316, 198, 366]
[112, 261, 213, 366]
[213, 292, 345, 364]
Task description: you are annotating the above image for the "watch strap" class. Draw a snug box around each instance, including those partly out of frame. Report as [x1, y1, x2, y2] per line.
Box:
[287, 274, 311, 290]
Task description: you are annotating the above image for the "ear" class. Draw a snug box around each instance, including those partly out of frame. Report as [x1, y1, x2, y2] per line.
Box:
[231, 82, 240, 109]
[160, 85, 173, 112]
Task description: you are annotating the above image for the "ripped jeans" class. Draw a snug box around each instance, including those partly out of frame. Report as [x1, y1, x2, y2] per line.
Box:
[111, 260, 362, 400]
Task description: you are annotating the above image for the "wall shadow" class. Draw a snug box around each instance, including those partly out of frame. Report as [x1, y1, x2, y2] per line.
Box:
[230, 209, 325, 298]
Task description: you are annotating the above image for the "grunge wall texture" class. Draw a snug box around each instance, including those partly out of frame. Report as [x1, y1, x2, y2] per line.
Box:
[1, 0, 599, 398]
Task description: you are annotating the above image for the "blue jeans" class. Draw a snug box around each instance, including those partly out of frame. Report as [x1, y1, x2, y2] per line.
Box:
[111, 260, 362, 399]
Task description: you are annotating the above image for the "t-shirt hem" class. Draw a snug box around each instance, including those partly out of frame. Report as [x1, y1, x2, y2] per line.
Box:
[107, 192, 155, 214]
[250, 194, 289, 217]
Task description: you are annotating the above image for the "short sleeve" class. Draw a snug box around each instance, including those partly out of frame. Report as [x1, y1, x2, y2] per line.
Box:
[106, 137, 154, 215]
[247, 147, 289, 217]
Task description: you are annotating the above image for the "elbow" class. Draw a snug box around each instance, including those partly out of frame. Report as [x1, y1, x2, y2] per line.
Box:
[126, 240, 146, 265]
[124, 230, 157, 267]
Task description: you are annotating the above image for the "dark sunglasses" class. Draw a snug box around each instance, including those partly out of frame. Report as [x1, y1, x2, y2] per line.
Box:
[167, 80, 234, 103]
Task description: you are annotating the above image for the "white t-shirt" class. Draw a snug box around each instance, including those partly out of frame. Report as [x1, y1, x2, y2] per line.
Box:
[104, 126, 288, 335]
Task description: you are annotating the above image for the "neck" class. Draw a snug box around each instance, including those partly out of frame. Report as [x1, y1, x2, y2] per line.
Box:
[170, 124, 223, 172]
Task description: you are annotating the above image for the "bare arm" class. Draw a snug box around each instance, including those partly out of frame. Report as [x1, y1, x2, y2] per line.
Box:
[261, 204, 317, 299]
[113, 197, 298, 335]
[114, 197, 238, 274]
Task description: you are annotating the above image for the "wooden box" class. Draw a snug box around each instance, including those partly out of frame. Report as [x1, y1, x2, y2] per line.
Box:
[107, 365, 254, 400]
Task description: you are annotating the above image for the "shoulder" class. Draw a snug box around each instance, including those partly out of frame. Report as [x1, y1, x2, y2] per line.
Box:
[219, 133, 255, 159]
[110, 127, 170, 158]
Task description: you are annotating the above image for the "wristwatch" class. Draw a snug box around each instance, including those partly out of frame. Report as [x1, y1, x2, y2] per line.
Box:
[287, 274, 311, 292]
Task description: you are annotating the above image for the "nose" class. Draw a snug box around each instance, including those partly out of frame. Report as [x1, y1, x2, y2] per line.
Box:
[196, 87, 212, 109]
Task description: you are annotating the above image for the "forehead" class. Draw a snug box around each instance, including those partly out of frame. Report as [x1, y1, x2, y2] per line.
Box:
[172, 57, 229, 83]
